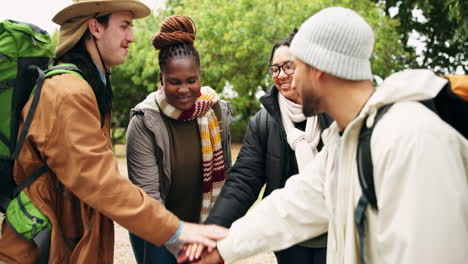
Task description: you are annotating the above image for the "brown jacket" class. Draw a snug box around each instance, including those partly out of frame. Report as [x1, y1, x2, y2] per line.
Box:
[0, 73, 179, 264]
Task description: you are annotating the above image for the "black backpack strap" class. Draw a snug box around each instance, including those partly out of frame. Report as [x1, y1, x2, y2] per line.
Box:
[11, 66, 46, 160]
[0, 164, 49, 213]
[355, 103, 394, 264]
[13, 165, 49, 197]
[258, 109, 271, 148]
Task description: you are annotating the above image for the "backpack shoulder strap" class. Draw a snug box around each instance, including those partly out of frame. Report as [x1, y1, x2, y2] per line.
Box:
[257, 109, 271, 147]
[355, 103, 394, 264]
[44, 64, 86, 81]
[356, 103, 394, 210]
[12, 64, 85, 160]
[11, 66, 47, 159]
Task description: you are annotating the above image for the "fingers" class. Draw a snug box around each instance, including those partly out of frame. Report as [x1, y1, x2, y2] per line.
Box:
[179, 223, 229, 248]
[176, 247, 189, 263]
[187, 243, 203, 262]
[182, 243, 212, 262]
[195, 243, 205, 260]
[194, 235, 217, 248]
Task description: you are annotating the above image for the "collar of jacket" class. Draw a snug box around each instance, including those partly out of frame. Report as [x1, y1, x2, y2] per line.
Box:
[259, 84, 283, 126]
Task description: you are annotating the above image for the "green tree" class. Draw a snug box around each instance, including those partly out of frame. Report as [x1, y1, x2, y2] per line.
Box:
[372, 0, 468, 74]
[170, 0, 408, 140]
[110, 0, 408, 142]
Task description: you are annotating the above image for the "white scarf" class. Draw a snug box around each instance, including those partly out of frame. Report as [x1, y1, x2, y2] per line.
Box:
[278, 92, 322, 172]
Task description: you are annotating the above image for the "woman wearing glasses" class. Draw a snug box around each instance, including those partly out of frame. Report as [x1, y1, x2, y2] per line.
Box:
[204, 30, 332, 264]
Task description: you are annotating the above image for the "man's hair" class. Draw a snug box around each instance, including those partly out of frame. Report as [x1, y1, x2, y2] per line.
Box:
[151, 15, 200, 73]
[268, 28, 298, 66]
[82, 14, 111, 40]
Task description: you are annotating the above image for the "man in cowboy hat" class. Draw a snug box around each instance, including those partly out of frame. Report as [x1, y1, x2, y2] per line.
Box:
[0, 1, 227, 263]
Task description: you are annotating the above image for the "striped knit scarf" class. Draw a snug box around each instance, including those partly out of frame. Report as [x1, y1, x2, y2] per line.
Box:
[155, 86, 226, 222]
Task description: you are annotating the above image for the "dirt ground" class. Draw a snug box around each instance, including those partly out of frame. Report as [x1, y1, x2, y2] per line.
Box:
[113, 144, 276, 263]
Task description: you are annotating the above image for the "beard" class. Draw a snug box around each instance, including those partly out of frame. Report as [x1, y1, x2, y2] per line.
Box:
[301, 93, 321, 117]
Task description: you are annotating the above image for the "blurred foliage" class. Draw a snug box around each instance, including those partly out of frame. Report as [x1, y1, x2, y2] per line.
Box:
[157, 0, 407, 140]
[51, 1, 412, 143]
[371, 0, 468, 74]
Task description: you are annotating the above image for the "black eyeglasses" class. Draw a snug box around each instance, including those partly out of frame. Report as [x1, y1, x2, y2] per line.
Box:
[268, 61, 295, 77]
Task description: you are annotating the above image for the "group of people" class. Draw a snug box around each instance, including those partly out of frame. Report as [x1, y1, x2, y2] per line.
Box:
[0, 0, 467, 264]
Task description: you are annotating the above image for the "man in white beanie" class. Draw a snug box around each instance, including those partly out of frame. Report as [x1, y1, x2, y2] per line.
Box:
[0, 1, 227, 263]
[187, 6, 468, 264]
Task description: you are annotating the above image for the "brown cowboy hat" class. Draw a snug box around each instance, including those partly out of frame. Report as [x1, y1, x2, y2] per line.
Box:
[53, 0, 150, 58]
[53, 0, 151, 25]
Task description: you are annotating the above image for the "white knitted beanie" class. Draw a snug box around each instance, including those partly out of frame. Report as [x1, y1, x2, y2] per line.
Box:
[290, 7, 375, 80]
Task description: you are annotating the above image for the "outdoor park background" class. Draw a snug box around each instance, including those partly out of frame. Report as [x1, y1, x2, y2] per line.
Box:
[2, 0, 466, 144]
[0, 0, 467, 263]
[103, 0, 468, 144]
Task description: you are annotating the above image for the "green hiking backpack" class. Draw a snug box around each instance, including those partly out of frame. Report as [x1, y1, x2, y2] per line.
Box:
[0, 20, 85, 263]
[0, 20, 53, 210]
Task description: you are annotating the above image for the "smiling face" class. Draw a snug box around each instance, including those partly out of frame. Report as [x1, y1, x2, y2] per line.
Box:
[98, 11, 135, 68]
[161, 56, 201, 111]
[271, 45, 300, 103]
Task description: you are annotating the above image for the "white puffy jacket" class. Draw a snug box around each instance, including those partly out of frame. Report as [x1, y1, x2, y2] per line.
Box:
[218, 70, 468, 264]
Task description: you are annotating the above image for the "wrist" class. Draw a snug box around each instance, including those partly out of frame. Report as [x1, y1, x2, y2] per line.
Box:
[166, 220, 184, 243]
[164, 221, 185, 257]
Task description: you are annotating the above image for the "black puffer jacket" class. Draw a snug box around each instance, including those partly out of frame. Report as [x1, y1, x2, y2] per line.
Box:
[206, 86, 332, 228]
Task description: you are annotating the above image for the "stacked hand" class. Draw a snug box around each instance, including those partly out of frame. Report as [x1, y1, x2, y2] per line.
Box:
[177, 242, 224, 264]
[165, 223, 227, 261]
[178, 223, 227, 248]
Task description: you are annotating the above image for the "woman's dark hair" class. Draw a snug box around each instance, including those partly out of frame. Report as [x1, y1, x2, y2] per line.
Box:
[55, 14, 112, 125]
[151, 15, 200, 73]
[268, 28, 298, 66]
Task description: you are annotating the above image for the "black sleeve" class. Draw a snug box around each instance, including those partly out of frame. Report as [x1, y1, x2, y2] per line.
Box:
[205, 112, 267, 227]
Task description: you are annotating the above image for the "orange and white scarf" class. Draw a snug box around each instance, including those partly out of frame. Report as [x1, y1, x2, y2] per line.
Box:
[156, 86, 226, 222]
